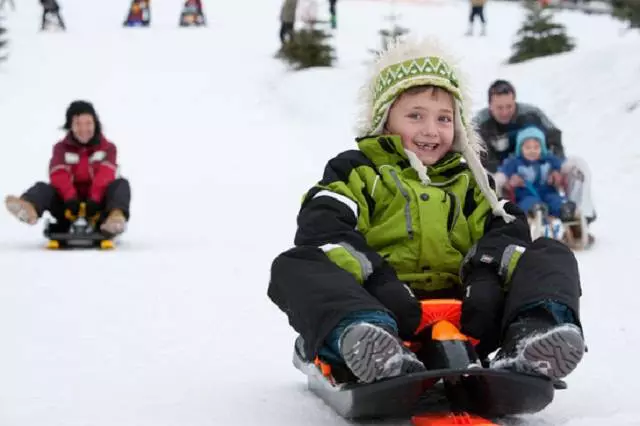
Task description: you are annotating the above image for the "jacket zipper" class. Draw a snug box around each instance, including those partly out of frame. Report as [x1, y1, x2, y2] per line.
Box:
[389, 170, 414, 240]
[445, 191, 460, 233]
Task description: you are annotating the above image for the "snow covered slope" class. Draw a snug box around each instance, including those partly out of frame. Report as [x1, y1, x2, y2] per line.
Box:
[0, 0, 638, 425]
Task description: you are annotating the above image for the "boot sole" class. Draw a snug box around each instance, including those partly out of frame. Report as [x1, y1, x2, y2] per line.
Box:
[5, 197, 36, 224]
[520, 324, 585, 380]
[101, 223, 125, 235]
[340, 323, 410, 383]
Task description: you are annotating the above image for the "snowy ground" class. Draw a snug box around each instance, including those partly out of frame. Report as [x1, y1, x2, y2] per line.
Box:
[0, 0, 639, 425]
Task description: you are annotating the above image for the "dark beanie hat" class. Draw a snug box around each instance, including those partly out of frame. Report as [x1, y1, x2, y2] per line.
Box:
[63, 100, 102, 133]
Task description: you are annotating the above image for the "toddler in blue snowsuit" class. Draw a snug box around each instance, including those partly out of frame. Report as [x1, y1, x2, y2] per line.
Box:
[498, 126, 568, 218]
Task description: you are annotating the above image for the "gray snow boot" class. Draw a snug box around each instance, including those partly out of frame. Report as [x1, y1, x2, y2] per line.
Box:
[492, 316, 585, 380]
[339, 322, 425, 384]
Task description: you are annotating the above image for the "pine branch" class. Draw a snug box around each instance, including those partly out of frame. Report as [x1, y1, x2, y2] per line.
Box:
[0, 18, 8, 63]
[278, 23, 336, 70]
[508, 0, 575, 63]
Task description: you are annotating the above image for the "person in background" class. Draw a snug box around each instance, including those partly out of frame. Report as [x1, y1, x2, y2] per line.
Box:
[466, 0, 487, 36]
[279, 0, 299, 45]
[0, 0, 16, 12]
[5, 100, 131, 237]
[328, 0, 337, 28]
[40, 0, 66, 31]
[472, 80, 564, 174]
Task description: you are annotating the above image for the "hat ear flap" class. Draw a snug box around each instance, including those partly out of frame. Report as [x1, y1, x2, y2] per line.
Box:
[452, 99, 484, 157]
[452, 101, 465, 152]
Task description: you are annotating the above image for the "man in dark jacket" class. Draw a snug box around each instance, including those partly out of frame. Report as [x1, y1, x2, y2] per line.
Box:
[473, 79, 596, 225]
[472, 80, 565, 174]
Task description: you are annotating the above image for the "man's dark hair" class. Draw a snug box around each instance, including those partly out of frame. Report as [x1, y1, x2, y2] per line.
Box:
[488, 80, 516, 102]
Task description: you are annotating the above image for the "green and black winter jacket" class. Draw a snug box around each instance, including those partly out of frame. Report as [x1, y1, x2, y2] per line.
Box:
[269, 134, 580, 360]
[296, 134, 496, 294]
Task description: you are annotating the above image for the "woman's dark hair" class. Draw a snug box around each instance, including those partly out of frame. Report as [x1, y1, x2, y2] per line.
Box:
[62, 100, 102, 135]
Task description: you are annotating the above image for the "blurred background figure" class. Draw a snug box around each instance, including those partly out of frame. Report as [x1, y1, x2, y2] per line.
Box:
[279, 0, 299, 45]
[123, 0, 150, 27]
[466, 0, 486, 36]
[328, 0, 337, 28]
[179, 0, 207, 27]
[40, 0, 66, 31]
[0, 0, 15, 12]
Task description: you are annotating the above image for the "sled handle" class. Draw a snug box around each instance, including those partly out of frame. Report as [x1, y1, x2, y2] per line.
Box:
[431, 320, 469, 342]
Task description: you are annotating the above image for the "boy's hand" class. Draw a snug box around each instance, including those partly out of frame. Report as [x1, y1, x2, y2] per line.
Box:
[548, 170, 563, 187]
[508, 174, 524, 188]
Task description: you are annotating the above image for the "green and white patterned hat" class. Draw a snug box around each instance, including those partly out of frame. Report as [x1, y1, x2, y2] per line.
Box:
[355, 37, 515, 223]
[368, 56, 462, 138]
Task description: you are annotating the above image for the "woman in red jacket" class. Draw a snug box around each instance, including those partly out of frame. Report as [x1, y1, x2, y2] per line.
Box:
[5, 100, 131, 236]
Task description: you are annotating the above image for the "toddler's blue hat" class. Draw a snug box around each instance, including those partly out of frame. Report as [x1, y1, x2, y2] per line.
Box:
[515, 126, 547, 157]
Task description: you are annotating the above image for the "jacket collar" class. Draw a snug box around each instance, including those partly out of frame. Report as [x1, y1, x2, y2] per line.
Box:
[356, 134, 466, 178]
[63, 132, 103, 148]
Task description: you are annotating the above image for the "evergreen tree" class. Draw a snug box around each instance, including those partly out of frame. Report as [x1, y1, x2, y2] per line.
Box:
[277, 20, 336, 70]
[0, 16, 7, 63]
[610, 0, 640, 29]
[508, 0, 575, 64]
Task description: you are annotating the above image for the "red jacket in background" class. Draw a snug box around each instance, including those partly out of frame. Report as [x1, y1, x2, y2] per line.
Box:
[49, 134, 118, 203]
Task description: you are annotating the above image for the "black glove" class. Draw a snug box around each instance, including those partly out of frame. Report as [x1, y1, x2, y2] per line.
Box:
[364, 261, 422, 340]
[84, 199, 101, 222]
[63, 199, 81, 220]
[460, 202, 530, 286]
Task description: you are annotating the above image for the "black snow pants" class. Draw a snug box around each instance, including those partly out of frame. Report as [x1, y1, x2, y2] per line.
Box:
[469, 5, 485, 23]
[41, 6, 66, 30]
[268, 237, 582, 362]
[279, 21, 294, 45]
[22, 178, 131, 231]
[328, 0, 337, 16]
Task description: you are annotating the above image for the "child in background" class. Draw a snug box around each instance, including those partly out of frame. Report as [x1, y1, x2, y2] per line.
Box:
[496, 125, 576, 224]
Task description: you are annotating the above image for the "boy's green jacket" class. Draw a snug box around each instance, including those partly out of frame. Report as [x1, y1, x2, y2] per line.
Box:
[274, 134, 578, 361]
[297, 135, 495, 295]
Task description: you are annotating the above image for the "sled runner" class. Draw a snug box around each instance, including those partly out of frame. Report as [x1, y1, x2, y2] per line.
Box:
[527, 203, 593, 251]
[292, 300, 559, 425]
[502, 182, 594, 251]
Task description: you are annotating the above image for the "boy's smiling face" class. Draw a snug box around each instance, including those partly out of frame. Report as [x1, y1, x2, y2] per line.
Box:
[385, 86, 455, 166]
[521, 138, 542, 162]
